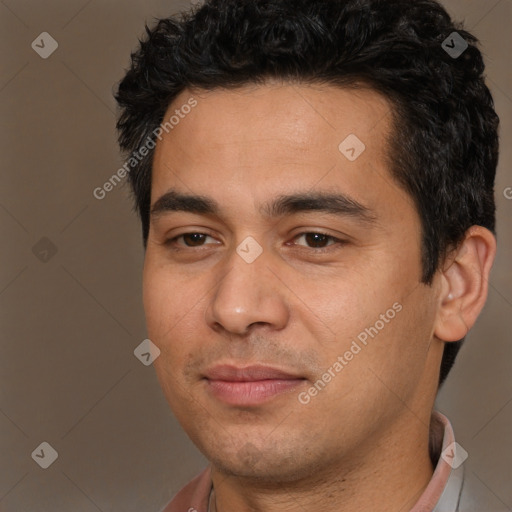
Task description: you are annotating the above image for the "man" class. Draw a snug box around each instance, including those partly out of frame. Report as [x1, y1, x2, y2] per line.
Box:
[115, 0, 499, 510]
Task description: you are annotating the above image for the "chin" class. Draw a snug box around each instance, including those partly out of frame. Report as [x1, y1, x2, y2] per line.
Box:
[204, 439, 325, 484]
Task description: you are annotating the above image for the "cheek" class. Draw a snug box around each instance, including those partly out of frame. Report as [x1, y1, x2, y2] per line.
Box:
[350, 286, 437, 393]
[143, 260, 200, 348]
[143, 263, 202, 410]
[287, 265, 396, 345]
[295, 252, 425, 370]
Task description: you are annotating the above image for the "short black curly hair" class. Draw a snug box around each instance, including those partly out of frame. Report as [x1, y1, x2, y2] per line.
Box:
[115, 0, 499, 387]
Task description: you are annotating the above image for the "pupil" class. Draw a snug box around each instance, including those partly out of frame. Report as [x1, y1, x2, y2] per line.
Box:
[185, 233, 205, 246]
[306, 233, 328, 248]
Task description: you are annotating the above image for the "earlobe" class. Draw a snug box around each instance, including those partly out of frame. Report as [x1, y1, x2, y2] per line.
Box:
[434, 226, 496, 342]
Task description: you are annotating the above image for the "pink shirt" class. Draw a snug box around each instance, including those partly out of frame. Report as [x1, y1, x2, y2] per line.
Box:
[161, 411, 464, 512]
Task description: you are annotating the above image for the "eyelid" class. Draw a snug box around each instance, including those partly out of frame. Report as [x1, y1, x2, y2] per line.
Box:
[166, 232, 219, 247]
[164, 230, 348, 250]
[289, 231, 346, 248]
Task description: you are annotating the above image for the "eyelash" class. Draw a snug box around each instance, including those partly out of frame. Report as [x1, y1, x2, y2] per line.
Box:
[165, 231, 346, 252]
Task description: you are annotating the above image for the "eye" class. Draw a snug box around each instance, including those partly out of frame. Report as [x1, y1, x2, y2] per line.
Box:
[165, 231, 345, 251]
[292, 232, 344, 249]
[167, 232, 217, 247]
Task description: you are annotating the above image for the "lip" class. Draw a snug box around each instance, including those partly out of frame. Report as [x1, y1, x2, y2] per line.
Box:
[203, 364, 306, 406]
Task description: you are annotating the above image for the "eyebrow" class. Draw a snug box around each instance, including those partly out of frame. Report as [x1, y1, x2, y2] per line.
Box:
[150, 189, 377, 225]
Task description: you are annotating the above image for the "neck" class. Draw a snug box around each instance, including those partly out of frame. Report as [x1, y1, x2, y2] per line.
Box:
[210, 412, 435, 512]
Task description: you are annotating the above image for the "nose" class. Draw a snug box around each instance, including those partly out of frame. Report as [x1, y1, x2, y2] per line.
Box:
[205, 245, 290, 336]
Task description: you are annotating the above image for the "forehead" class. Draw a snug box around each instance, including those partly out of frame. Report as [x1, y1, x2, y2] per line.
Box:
[151, 82, 411, 221]
[154, 82, 392, 162]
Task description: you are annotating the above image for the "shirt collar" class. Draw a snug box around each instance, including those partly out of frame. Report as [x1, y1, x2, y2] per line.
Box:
[203, 411, 464, 512]
[410, 411, 464, 512]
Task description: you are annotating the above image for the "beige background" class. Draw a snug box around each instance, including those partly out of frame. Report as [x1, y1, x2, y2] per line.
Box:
[0, 0, 510, 510]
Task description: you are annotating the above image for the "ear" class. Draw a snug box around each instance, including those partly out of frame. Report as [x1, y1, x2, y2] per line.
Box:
[434, 226, 496, 342]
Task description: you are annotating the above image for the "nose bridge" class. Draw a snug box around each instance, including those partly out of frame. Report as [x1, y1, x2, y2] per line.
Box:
[206, 243, 289, 335]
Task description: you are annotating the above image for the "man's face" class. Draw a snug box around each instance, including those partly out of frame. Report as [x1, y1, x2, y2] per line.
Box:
[144, 83, 444, 482]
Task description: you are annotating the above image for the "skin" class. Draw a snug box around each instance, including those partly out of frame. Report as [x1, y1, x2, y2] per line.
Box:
[143, 82, 496, 511]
